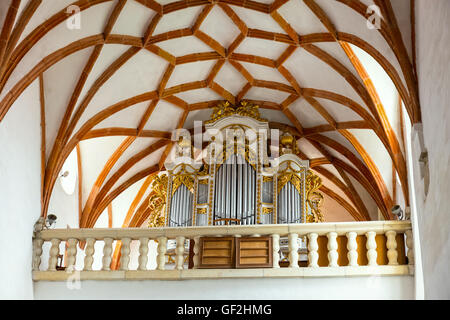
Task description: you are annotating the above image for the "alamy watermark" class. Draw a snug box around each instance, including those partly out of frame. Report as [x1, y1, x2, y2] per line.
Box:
[367, 5, 382, 30]
[66, 5, 81, 30]
[65, 265, 81, 290]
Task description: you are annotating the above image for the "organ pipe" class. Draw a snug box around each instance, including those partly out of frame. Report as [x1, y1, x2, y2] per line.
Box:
[276, 181, 303, 224]
[213, 153, 256, 225]
[169, 185, 193, 227]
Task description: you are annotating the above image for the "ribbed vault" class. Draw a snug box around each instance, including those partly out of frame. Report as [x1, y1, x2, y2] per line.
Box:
[0, 0, 419, 227]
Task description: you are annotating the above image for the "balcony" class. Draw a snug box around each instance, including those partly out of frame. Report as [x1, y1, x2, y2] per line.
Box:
[32, 220, 414, 282]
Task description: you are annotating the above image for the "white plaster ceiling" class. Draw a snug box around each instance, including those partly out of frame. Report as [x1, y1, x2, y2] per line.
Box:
[0, 0, 417, 225]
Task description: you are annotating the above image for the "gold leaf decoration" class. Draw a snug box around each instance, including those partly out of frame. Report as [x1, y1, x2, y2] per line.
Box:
[197, 164, 209, 177]
[305, 170, 324, 223]
[206, 100, 267, 124]
[172, 174, 195, 196]
[147, 174, 168, 228]
[280, 132, 299, 155]
[277, 173, 303, 195]
[262, 207, 273, 215]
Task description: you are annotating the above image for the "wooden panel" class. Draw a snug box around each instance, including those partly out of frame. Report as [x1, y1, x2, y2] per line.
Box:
[203, 240, 233, 249]
[235, 237, 272, 268]
[188, 239, 194, 269]
[198, 237, 235, 269]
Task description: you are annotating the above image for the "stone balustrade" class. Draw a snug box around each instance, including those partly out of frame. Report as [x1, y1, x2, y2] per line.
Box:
[32, 220, 414, 281]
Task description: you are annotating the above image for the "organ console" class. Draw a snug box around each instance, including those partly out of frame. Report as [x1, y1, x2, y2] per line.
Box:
[147, 101, 324, 228]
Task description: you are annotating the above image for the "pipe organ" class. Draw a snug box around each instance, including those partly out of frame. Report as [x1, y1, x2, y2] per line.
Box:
[213, 153, 257, 225]
[148, 101, 324, 228]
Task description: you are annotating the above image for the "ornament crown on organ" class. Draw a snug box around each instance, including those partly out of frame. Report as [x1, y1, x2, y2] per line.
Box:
[148, 101, 323, 228]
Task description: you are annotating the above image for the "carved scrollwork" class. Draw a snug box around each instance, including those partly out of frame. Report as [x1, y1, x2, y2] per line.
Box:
[280, 133, 299, 155]
[172, 174, 195, 196]
[277, 172, 303, 195]
[305, 170, 324, 223]
[206, 100, 267, 124]
[147, 174, 168, 228]
[197, 164, 209, 177]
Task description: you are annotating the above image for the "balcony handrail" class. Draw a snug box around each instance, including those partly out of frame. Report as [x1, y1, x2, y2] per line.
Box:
[32, 220, 415, 281]
[36, 220, 412, 240]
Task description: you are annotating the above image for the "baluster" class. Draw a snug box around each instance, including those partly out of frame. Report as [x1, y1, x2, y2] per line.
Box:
[138, 237, 149, 271]
[366, 231, 377, 266]
[405, 230, 415, 265]
[32, 238, 44, 271]
[83, 238, 96, 271]
[193, 236, 201, 269]
[119, 238, 131, 271]
[386, 231, 398, 265]
[288, 233, 299, 268]
[346, 232, 358, 267]
[157, 236, 168, 270]
[307, 233, 319, 268]
[175, 236, 185, 270]
[66, 238, 78, 270]
[271, 234, 280, 268]
[327, 232, 339, 267]
[102, 238, 113, 271]
[48, 239, 61, 271]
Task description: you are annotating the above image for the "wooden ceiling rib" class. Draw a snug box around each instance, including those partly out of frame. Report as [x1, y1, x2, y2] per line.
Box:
[80, 136, 136, 227]
[0, 0, 420, 226]
[0, 0, 21, 67]
[38, 73, 45, 212]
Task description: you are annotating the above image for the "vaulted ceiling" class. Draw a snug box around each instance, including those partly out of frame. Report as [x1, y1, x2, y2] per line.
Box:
[0, 0, 420, 227]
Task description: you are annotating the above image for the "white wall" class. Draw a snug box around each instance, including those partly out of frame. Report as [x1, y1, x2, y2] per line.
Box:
[47, 148, 80, 229]
[415, 0, 450, 299]
[34, 276, 414, 300]
[0, 80, 42, 299]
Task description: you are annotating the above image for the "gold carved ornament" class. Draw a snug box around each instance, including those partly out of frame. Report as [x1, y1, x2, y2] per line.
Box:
[205, 100, 268, 124]
[280, 133, 299, 155]
[277, 172, 303, 195]
[305, 170, 324, 223]
[171, 174, 195, 196]
[147, 174, 168, 228]
[197, 164, 209, 177]
[170, 164, 196, 196]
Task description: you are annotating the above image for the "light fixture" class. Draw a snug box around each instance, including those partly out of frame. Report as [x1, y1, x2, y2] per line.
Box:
[59, 149, 78, 195]
[60, 170, 69, 178]
[45, 214, 57, 229]
[391, 205, 404, 220]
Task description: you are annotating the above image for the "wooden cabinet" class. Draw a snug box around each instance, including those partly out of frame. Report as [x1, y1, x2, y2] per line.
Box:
[235, 237, 272, 268]
[196, 236, 273, 269]
[198, 237, 235, 268]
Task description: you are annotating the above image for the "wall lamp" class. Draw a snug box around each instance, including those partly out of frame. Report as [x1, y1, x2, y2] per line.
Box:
[45, 214, 57, 229]
[391, 205, 404, 220]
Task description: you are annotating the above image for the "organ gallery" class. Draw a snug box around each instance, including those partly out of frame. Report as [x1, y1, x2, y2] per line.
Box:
[147, 101, 324, 228]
